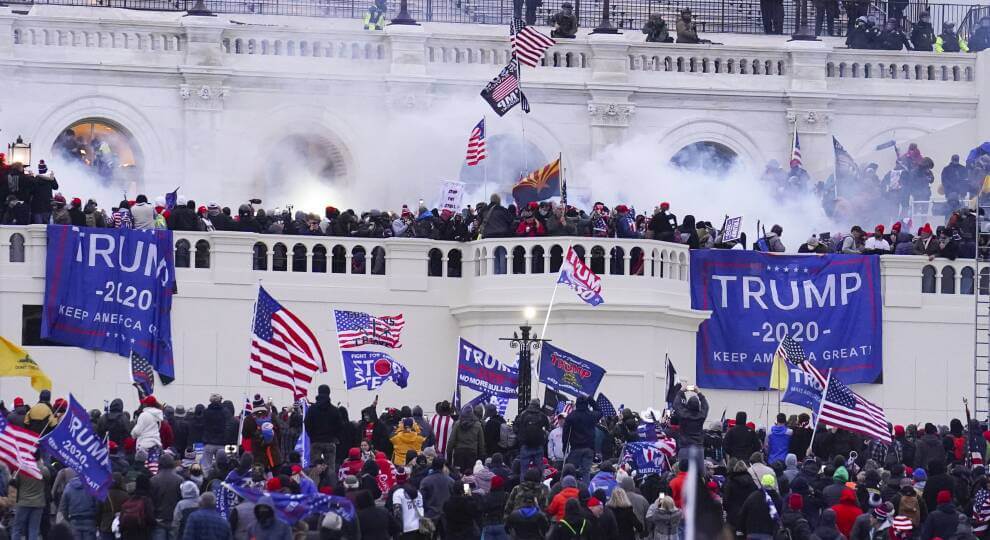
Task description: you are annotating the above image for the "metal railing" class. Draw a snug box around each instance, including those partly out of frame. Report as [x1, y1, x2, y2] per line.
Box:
[7, 0, 988, 36]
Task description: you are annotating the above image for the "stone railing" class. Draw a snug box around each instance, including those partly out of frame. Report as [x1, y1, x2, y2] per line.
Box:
[627, 43, 789, 76]
[11, 19, 184, 53]
[826, 49, 976, 82]
[220, 27, 388, 63]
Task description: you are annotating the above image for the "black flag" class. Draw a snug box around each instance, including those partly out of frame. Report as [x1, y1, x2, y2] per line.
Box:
[481, 58, 525, 117]
[664, 354, 680, 407]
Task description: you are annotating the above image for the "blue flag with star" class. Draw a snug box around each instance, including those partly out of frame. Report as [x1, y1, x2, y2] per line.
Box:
[341, 351, 409, 390]
[690, 251, 882, 390]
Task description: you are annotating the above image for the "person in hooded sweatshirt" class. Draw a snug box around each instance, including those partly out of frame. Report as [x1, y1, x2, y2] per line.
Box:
[150, 453, 184, 537]
[723, 412, 762, 463]
[244, 495, 291, 540]
[181, 493, 231, 540]
[672, 386, 709, 449]
[782, 453, 800, 484]
[915, 423, 946, 470]
[921, 489, 959, 539]
[738, 473, 783, 537]
[921, 460, 957, 512]
[447, 405, 486, 474]
[766, 414, 793, 465]
[25, 389, 56, 434]
[97, 398, 130, 445]
[132, 396, 164, 451]
[831, 488, 863, 538]
[58, 474, 100, 538]
[305, 385, 342, 476]
[411, 405, 436, 448]
[812, 508, 844, 540]
[505, 494, 550, 539]
[171, 480, 201, 539]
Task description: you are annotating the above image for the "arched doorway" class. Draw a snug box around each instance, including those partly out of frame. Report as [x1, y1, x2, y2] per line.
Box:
[261, 133, 350, 208]
[670, 141, 738, 177]
[458, 134, 547, 201]
[51, 119, 142, 186]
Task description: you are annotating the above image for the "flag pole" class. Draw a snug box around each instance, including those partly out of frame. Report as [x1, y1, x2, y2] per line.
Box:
[239, 280, 262, 449]
[806, 368, 832, 456]
[483, 115, 489, 202]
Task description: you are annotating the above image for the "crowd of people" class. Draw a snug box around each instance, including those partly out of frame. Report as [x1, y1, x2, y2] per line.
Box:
[4, 383, 990, 539]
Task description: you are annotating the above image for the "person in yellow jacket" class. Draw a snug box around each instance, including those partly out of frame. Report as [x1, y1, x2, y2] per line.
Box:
[25, 389, 57, 435]
[362, 0, 386, 30]
[390, 418, 425, 466]
[935, 22, 969, 52]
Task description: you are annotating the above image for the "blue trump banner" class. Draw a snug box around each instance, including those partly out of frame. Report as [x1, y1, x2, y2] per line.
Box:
[538, 343, 606, 398]
[781, 364, 825, 411]
[557, 247, 605, 306]
[342, 351, 409, 390]
[690, 251, 882, 390]
[457, 338, 518, 399]
[222, 482, 356, 524]
[40, 394, 112, 499]
[42, 226, 176, 381]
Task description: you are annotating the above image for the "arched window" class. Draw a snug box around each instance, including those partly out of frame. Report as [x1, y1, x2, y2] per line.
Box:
[272, 243, 288, 272]
[447, 249, 462, 278]
[961, 266, 975, 295]
[8, 233, 25, 263]
[331, 245, 346, 274]
[572, 245, 586, 263]
[940, 266, 956, 294]
[292, 244, 307, 272]
[53, 119, 143, 186]
[590, 246, 606, 275]
[194, 240, 210, 269]
[512, 246, 526, 274]
[609, 246, 625, 275]
[921, 265, 937, 293]
[312, 245, 328, 273]
[549, 245, 564, 273]
[428, 248, 443, 277]
[371, 247, 386, 275]
[630, 247, 645, 276]
[670, 141, 738, 177]
[174, 239, 191, 268]
[253, 242, 268, 270]
[531, 245, 545, 274]
[351, 246, 366, 274]
[493, 246, 508, 275]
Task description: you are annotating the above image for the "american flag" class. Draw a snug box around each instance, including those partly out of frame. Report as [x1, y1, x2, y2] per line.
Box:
[779, 336, 827, 386]
[818, 370, 891, 443]
[334, 310, 405, 349]
[465, 119, 487, 166]
[430, 414, 455, 457]
[250, 287, 327, 400]
[973, 487, 990, 534]
[595, 393, 617, 419]
[0, 416, 41, 479]
[791, 131, 802, 168]
[510, 16, 555, 68]
[145, 446, 161, 475]
[555, 400, 574, 417]
[130, 351, 155, 399]
[491, 59, 521, 102]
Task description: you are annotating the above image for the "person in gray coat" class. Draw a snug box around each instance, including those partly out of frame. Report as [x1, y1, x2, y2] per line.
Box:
[58, 476, 100, 538]
[246, 496, 292, 540]
[171, 481, 201, 538]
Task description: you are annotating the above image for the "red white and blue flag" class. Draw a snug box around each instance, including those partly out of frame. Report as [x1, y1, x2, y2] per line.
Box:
[334, 310, 405, 349]
[465, 119, 487, 166]
[818, 370, 891, 443]
[510, 16, 555, 68]
[0, 416, 41, 479]
[250, 287, 327, 400]
[557, 246, 605, 306]
[791, 132, 802, 168]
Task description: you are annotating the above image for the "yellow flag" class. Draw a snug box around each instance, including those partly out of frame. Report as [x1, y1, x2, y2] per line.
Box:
[0, 336, 52, 392]
[981, 174, 990, 195]
[768, 343, 788, 391]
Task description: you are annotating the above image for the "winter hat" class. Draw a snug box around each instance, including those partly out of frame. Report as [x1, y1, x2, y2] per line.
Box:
[252, 394, 265, 409]
[913, 468, 927, 481]
[892, 221, 902, 233]
[291, 465, 302, 475]
[174, 405, 186, 417]
[616, 204, 629, 213]
[108, 441, 118, 452]
[871, 502, 891, 520]
[12, 397, 23, 408]
[343, 475, 359, 489]
[899, 477, 914, 488]
[39, 389, 51, 402]
[71, 197, 82, 207]
[37, 160, 47, 174]
[318, 384, 331, 397]
[761, 474, 777, 489]
[937, 490, 952, 505]
[491, 475, 505, 491]
[141, 395, 160, 408]
[394, 467, 409, 485]
[788, 493, 804, 511]
[921, 223, 933, 235]
[833, 466, 849, 482]
[892, 515, 913, 533]
[875, 224, 885, 233]
[266, 477, 282, 492]
[180, 480, 199, 499]
[321, 512, 343, 531]
[348, 448, 360, 459]
[660, 202, 670, 209]
[54, 398, 67, 411]
[562, 475, 577, 489]
[894, 425, 905, 437]
[586, 497, 602, 508]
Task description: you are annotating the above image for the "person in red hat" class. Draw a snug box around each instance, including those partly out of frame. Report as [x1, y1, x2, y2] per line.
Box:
[864, 224, 891, 254]
[131, 395, 164, 451]
[650, 202, 678, 242]
[7, 397, 28, 428]
[780, 493, 813, 539]
[914, 223, 938, 258]
[921, 489, 960, 538]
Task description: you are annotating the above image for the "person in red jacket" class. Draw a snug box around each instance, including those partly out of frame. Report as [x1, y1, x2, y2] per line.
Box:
[668, 459, 690, 508]
[546, 476, 580, 521]
[831, 488, 863, 538]
[338, 447, 364, 482]
[515, 209, 546, 237]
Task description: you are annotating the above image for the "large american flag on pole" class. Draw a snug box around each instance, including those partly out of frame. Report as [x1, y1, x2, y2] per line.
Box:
[334, 310, 405, 349]
[465, 118, 487, 166]
[791, 131, 803, 168]
[0, 416, 42, 479]
[818, 370, 891, 443]
[510, 16, 555, 67]
[250, 287, 327, 400]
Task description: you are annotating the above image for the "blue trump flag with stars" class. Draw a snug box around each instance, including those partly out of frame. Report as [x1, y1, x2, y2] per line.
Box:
[690, 250, 882, 390]
[596, 393, 618, 418]
[539, 343, 606, 398]
[42, 225, 176, 382]
[222, 482, 356, 524]
[39, 394, 112, 499]
[294, 399, 310, 468]
[341, 351, 409, 390]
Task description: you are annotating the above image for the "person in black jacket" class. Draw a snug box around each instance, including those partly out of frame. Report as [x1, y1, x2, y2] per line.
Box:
[911, 12, 936, 50]
[780, 493, 813, 540]
[98, 398, 131, 445]
[788, 414, 813, 460]
[480, 194, 513, 239]
[28, 172, 58, 224]
[201, 394, 229, 476]
[738, 475, 782, 537]
[921, 489, 959, 539]
[922, 461, 958, 512]
[515, 399, 551, 477]
[878, 19, 913, 50]
[562, 396, 602, 482]
[723, 412, 761, 463]
[305, 385, 342, 476]
[479, 475, 510, 538]
[672, 386, 709, 449]
[168, 200, 201, 231]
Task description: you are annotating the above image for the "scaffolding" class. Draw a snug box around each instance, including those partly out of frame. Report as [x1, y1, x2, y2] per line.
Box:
[975, 202, 990, 420]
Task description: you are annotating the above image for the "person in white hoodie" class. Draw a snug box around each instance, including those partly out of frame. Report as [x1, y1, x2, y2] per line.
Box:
[129, 194, 156, 230]
[171, 480, 200, 538]
[547, 414, 566, 468]
[131, 395, 164, 451]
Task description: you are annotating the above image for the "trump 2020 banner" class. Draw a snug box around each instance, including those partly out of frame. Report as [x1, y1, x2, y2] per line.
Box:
[40, 394, 112, 499]
[690, 251, 882, 390]
[42, 225, 176, 381]
[539, 343, 606, 398]
[457, 338, 518, 399]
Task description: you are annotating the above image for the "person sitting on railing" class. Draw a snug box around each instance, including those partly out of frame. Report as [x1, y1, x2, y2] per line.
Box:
[643, 13, 674, 43]
[890, 219, 916, 255]
[676, 215, 701, 249]
[798, 234, 828, 254]
[2, 195, 30, 225]
[878, 19, 913, 51]
[840, 226, 865, 254]
[970, 16, 990, 52]
[910, 12, 935, 51]
[935, 22, 969, 53]
[550, 3, 578, 39]
[676, 8, 712, 44]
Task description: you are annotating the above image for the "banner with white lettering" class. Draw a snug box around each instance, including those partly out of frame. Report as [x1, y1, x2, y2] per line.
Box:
[690, 251, 882, 390]
[457, 338, 518, 399]
[538, 343, 606, 398]
[40, 394, 112, 499]
[437, 181, 466, 217]
[42, 225, 176, 381]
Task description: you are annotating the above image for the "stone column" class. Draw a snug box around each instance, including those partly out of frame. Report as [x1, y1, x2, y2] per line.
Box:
[180, 17, 228, 67]
[784, 40, 835, 177]
[177, 74, 230, 196]
[386, 24, 427, 77]
[587, 32, 630, 84]
[0, 7, 14, 58]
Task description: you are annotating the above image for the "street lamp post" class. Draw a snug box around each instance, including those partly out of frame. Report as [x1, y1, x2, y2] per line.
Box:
[501, 312, 550, 413]
[591, 0, 620, 34]
[7, 136, 32, 167]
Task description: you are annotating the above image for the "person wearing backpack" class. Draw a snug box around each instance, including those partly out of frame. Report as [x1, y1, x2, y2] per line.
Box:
[24, 389, 56, 435]
[780, 494, 813, 540]
[890, 478, 926, 530]
[484, 404, 509, 457]
[515, 400, 550, 478]
[120, 475, 156, 540]
[100, 473, 129, 540]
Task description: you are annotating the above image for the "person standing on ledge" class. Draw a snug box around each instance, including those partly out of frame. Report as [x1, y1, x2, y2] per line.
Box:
[550, 3, 577, 38]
